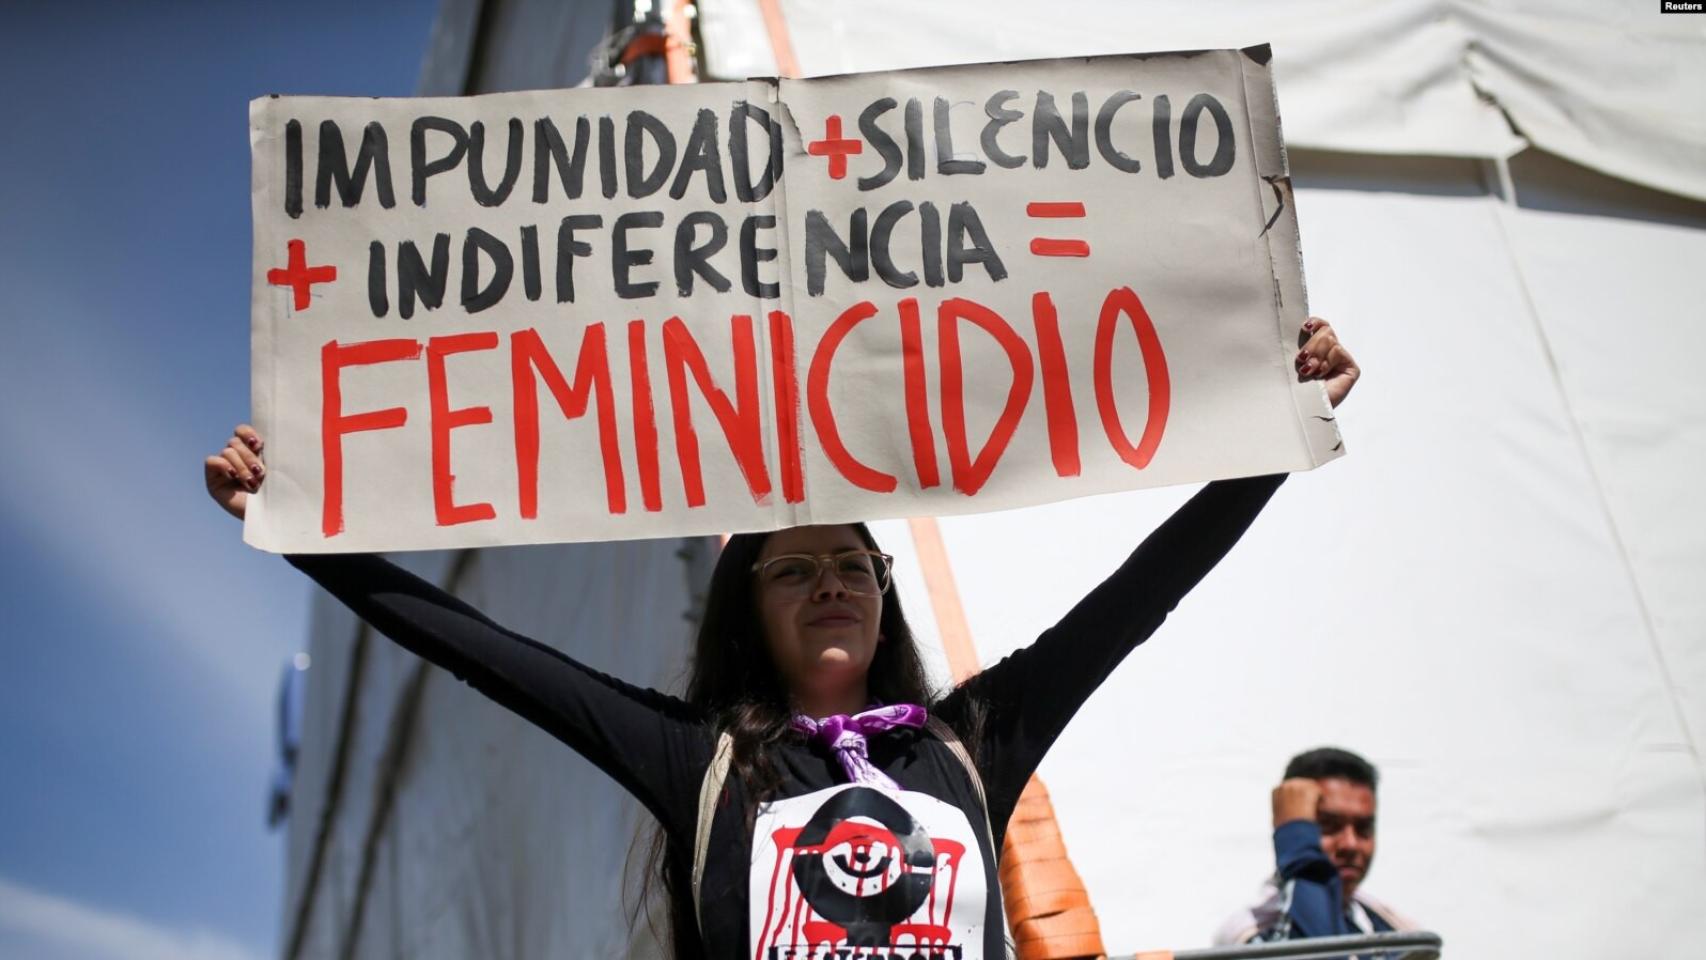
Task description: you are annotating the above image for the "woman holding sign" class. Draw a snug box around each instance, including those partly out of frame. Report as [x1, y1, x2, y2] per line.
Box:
[206, 318, 1357, 959]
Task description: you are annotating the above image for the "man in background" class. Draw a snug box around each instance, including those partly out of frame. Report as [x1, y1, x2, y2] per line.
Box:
[1214, 747, 1416, 944]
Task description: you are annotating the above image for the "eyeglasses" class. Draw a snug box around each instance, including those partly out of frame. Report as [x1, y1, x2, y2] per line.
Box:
[751, 549, 895, 598]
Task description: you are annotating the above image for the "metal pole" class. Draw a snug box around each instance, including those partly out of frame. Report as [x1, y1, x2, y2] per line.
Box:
[1116, 930, 1444, 960]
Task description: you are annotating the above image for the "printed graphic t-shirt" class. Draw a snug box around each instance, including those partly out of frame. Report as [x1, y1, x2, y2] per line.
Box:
[289, 474, 1284, 959]
[748, 783, 989, 959]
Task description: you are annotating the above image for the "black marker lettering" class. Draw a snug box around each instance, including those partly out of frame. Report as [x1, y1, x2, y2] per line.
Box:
[946, 202, 1007, 283]
[934, 98, 985, 176]
[804, 208, 869, 297]
[613, 211, 663, 299]
[461, 227, 513, 313]
[674, 211, 731, 296]
[467, 118, 523, 206]
[1094, 90, 1143, 173]
[904, 98, 926, 181]
[533, 116, 590, 202]
[671, 109, 727, 203]
[1152, 95, 1174, 180]
[598, 115, 618, 199]
[730, 101, 782, 202]
[398, 233, 451, 319]
[626, 111, 676, 199]
[871, 201, 917, 288]
[411, 117, 468, 206]
[740, 215, 780, 299]
[556, 214, 601, 303]
[284, 119, 303, 219]
[920, 201, 944, 287]
[1180, 93, 1235, 177]
[316, 121, 396, 209]
[519, 224, 541, 301]
[857, 97, 902, 191]
[980, 90, 1025, 170]
[1032, 91, 1090, 170]
[367, 241, 388, 317]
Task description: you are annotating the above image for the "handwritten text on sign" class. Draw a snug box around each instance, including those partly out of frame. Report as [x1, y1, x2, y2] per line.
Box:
[246, 47, 1339, 553]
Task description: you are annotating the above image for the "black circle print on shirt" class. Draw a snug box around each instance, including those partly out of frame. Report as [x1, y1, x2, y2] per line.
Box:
[790, 787, 937, 946]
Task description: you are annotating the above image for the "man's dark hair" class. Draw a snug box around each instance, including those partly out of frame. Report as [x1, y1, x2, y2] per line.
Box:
[1285, 747, 1379, 790]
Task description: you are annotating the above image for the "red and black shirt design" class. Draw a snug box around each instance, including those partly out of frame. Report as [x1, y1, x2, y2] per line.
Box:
[750, 783, 988, 960]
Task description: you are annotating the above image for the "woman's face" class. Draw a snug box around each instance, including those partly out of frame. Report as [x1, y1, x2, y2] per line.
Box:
[753, 524, 886, 708]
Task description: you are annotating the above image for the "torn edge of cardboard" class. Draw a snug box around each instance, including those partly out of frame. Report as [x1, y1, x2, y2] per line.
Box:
[1238, 43, 1345, 465]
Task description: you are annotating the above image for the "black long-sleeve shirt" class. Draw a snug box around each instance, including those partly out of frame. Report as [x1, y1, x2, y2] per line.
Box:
[289, 474, 1284, 959]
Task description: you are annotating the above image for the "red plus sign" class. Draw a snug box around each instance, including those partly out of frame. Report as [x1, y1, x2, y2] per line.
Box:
[807, 115, 863, 180]
[267, 239, 338, 311]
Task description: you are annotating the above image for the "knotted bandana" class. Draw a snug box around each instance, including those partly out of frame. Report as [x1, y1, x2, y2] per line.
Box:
[790, 703, 927, 791]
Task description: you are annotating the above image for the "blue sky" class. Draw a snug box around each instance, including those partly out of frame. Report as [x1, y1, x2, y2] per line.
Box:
[0, 3, 436, 957]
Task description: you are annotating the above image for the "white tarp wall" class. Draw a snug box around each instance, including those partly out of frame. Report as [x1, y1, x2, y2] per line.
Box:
[700, 0, 1706, 203]
[281, 2, 1706, 958]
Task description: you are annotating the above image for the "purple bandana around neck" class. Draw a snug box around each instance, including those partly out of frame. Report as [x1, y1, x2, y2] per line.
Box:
[790, 703, 927, 791]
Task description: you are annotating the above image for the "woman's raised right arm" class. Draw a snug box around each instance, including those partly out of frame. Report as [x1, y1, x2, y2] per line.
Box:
[207, 425, 709, 835]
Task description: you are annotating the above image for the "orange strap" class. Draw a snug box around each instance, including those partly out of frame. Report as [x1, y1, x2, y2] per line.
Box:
[663, 0, 696, 84]
[755, 0, 801, 79]
[907, 517, 980, 682]
[1006, 886, 1098, 921]
[1014, 909, 1104, 944]
[1000, 856, 1089, 902]
[1000, 778, 1107, 959]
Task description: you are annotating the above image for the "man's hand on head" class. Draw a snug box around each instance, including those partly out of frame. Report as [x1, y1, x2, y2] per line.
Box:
[1272, 777, 1322, 828]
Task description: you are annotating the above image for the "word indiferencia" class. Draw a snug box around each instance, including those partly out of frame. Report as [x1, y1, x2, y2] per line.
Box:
[359, 201, 1008, 318]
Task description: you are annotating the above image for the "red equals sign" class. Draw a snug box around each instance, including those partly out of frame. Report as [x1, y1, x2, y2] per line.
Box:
[1026, 202, 1091, 258]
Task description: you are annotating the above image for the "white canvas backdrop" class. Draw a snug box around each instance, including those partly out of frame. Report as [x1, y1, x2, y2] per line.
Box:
[699, 0, 1706, 202]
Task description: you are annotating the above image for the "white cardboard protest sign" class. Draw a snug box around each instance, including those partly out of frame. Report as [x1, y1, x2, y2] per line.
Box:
[246, 45, 1339, 554]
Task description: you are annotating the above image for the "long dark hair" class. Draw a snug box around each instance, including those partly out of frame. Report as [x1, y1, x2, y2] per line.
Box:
[629, 523, 937, 954]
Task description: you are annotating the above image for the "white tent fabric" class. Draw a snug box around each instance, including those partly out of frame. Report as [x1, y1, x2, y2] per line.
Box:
[277, 2, 1706, 958]
[699, 0, 1706, 202]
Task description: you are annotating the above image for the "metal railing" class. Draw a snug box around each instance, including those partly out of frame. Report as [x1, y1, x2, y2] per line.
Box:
[1117, 930, 1444, 960]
